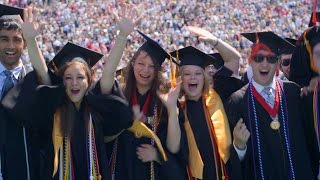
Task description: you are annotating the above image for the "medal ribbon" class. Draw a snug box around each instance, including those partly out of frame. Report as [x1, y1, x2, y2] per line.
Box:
[131, 89, 151, 118]
[251, 83, 279, 118]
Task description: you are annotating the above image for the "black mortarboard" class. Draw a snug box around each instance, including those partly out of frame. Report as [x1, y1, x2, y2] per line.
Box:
[279, 37, 296, 54]
[208, 53, 224, 69]
[49, 42, 103, 70]
[170, 46, 217, 69]
[309, 12, 320, 27]
[209, 53, 233, 77]
[0, 4, 24, 20]
[241, 31, 292, 56]
[137, 30, 170, 65]
[306, 26, 320, 48]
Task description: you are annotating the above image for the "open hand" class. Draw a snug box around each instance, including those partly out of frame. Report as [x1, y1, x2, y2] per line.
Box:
[157, 77, 182, 111]
[21, 6, 40, 39]
[187, 26, 218, 44]
[112, 2, 142, 37]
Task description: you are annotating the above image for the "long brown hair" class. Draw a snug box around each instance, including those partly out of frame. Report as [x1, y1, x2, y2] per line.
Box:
[123, 49, 168, 120]
[56, 59, 94, 136]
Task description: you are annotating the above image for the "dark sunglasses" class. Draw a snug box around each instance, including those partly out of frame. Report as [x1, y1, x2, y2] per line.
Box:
[253, 55, 278, 64]
[281, 59, 291, 67]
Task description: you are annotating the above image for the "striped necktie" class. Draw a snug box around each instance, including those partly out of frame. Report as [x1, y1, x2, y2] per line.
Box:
[1, 70, 15, 99]
[262, 87, 274, 107]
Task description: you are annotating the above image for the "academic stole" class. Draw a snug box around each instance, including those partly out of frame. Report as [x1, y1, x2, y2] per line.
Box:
[182, 89, 231, 180]
[52, 110, 101, 180]
[313, 81, 320, 150]
[251, 84, 280, 119]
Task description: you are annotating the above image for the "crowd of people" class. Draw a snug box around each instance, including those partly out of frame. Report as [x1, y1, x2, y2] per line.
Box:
[1, 1, 320, 180]
[0, 0, 314, 76]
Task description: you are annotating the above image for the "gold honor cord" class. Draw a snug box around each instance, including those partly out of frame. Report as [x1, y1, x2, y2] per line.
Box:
[127, 120, 168, 161]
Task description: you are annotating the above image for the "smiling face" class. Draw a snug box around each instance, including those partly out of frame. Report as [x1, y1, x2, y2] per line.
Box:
[250, 49, 279, 86]
[63, 62, 90, 109]
[181, 65, 205, 100]
[132, 51, 156, 90]
[0, 29, 25, 69]
[280, 53, 292, 79]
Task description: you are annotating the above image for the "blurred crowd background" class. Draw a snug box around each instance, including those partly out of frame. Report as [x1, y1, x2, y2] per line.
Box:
[0, 0, 313, 77]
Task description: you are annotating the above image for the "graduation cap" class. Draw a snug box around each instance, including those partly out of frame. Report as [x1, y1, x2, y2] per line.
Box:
[48, 42, 103, 70]
[170, 46, 217, 69]
[279, 37, 296, 54]
[209, 53, 224, 69]
[309, 12, 320, 27]
[0, 4, 24, 20]
[137, 30, 170, 66]
[284, 38, 297, 46]
[241, 31, 293, 56]
[306, 26, 320, 48]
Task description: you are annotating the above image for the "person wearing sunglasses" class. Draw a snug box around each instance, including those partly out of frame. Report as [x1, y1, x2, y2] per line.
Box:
[225, 31, 313, 180]
[278, 38, 296, 81]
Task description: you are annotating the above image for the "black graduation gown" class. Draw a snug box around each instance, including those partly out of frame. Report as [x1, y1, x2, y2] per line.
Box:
[186, 99, 242, 180]
[301, 93, 320, 179]
[225, 82, 313, 180]
[0, 70, 40, 180]
[112, 91, 188, 180]
[5, 82, 133, 180]
[213, 76, 245, 104]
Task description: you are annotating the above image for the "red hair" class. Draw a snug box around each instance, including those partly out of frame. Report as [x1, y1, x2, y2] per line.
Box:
[248, 42, 273, 62]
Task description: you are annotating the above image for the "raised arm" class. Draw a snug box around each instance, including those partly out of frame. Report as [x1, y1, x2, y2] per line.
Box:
[157, 78, 182, 154]
[100, 3, 141, 94]
[187, 26, 240, 76]
[21, 7, 50, 85]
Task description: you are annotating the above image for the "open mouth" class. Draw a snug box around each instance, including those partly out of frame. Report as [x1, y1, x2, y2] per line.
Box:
[5, 51, 16, 57]
[188, 83, 198, 91]
[71, 89, 80, 95]
[259, 71, 269, 77]
[139, 74, 150, 80]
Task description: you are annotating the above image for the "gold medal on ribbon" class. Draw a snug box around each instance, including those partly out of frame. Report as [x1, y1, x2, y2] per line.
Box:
[270, 120, 280, 130]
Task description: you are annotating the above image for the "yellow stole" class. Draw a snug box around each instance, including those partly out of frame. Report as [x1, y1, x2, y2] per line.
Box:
[183, 89, 232, 179]
[52, 110, 63, 177]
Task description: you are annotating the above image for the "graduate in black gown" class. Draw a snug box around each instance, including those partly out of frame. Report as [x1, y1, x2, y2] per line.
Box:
[170, 46, 242, 180]
[226, 31, 313, 180]
[185, 26, 245, 103]
[0, 5, 52, 180]
[4, 41, 138, 180]
[104, 29, 188, 180]
[288, 24, 320, 179]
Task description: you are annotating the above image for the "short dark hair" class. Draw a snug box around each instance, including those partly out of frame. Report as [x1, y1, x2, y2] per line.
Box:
[0, 18, 22, 32]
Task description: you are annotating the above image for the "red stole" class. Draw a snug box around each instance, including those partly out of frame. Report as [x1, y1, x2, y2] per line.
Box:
[251, 83, 280, 118]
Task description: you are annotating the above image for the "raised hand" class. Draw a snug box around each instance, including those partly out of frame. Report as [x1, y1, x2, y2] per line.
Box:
[21, 6, 39, 40]
[112, 2, 142, 37]
[187, 26, 218, 44]
[157, 77, 182, 111]
[233, 118, 250, 150]
[136, 144, 160, 163]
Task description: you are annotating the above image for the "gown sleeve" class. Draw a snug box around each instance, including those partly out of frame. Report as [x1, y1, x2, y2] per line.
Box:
[86, 93, 133, 136]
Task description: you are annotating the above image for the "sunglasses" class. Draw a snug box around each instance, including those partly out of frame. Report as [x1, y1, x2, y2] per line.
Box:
[281, 59, 291, 67]
[253, 55, 278, 64]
